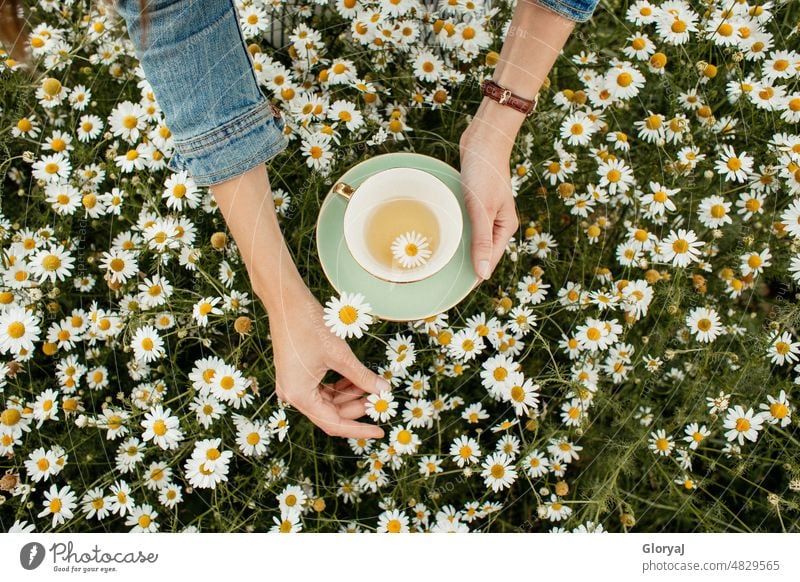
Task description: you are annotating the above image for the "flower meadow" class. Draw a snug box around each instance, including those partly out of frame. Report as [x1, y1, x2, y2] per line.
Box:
[1, 0, 800, 533]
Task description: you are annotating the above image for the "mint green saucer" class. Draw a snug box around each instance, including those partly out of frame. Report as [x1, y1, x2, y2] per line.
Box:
[316, 152, 481, 321]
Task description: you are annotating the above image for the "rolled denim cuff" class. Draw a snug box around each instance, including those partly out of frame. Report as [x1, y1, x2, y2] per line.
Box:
[533, 0, 599, 23]
[166, 100, 289, 187]
[115, 0, 289, 188]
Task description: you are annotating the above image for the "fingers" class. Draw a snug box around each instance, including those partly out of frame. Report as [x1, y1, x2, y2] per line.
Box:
[293, 388, 384, 439]
[317, 386, 370, 418]
[490, 198, 520, 272]
[327, 383, 367, 404]
[464, 192, 495, 280]
[328, 347, 391, 394]
[335, 397, 370, 420]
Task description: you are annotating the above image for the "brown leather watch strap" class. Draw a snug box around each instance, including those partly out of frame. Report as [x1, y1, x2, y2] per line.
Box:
[480, 79, 539, 117]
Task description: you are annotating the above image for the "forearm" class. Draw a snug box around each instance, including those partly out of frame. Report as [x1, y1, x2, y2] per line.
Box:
[463, 1, 576, 154]
[210, 164, 308, 315]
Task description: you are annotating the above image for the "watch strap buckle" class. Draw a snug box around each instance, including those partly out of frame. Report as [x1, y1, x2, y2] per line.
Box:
[498, 88, 512, 105]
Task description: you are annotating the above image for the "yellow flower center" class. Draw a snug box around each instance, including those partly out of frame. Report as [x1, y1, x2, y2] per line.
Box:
[152, 419, 167, 436]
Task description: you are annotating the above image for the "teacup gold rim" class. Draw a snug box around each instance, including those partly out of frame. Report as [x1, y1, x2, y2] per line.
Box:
[336, 166, 463, 284]
[315, 152, 482, 322]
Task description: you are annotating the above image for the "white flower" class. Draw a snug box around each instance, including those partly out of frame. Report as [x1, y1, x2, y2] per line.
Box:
[390, 231, 432, 269]
[685, 307, 723, 343]
[767, 331, 800, 365]
[0, 305, 42, 357]
[376, 509, 410, 533]
[659, 229, 704, 268]
[723, 405, 765, 445]
[130, 324, 166, 363]
[715, 145, 754, 183]
[759, 390, 792, 427]
[140, 405, 183, 450]
[365, 390, 398, 423]
[323, 291, 373, 339]
[38, 483, 77, 528]
[648, 428, 674, 456]
[480, 452, 518, 492]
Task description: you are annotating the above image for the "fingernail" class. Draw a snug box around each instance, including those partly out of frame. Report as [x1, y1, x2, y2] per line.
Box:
[478, 260, 490, 279]
[375, 377, 391, 392]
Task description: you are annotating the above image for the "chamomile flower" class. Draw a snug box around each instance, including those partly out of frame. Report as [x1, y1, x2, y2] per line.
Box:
[99, 248, 138, 285]
[715, 145, 754, 183]
[648, 428, 675, 456]
[33, 152, 72, 183]
[38, 483, 77, 528]
[660, 228, 704, 267]
[184, 438, 233, 489]
[683, 422, 711, 450]
[780, 198, 800, 239]
[523, 450, 550, 478]
[449, 435, 481, 468]
[140, 405, 183, 450]
[377, 509, 410, 533]
[24, 446, 61, 482]
[74, 113, 103, 143]
[759, 391, 792, 427]
[268, 408, 290, 442]
[697, 195, 732, 229]
[29, 243, 74, 284]
[544, 494, 573, 521]
[767, 331, 800, 365]
[390, 230, 432, 268]
[277, 485, 307, 516]
[723, 405, 765, 445]
[685, 307, 723, 343]
[501, 370, 540, 417]
[480, 452, 517, 492]
[389, 425, 420, 455]
[236, 419, 271, 456]
[739, 248, 772, 277]
[0, 305, 42, 357]
[560, 111, 597, 146]
[365, 390, 398, 422]
[192, 296, 223, 327]
[82, 487, 111, 520]
[323, 291, 373, 339]
[45, 182, 81, 215]
[130, 324, 165, 363]
[597, 157, 635, 195]
[447, 328, 485, 361]
[109, 101, 146, 143]
[126, 503, 159, 532]
[162, 171, 200, 210]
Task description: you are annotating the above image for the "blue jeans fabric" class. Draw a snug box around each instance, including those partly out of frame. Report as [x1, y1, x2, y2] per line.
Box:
[535, 0, 599, 23]
[115, 0, 288, 187]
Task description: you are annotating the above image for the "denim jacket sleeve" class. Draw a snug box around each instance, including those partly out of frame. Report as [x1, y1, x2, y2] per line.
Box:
[534, 0, 600, 23]
[114, 0, 288, 187]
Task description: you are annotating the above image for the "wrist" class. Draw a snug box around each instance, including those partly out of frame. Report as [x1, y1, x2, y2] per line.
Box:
[254, 261, 312, 317]
[461, 98, 524, 157]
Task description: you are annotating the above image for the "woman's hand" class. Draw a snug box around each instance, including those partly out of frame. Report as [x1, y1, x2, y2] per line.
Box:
[211, 163, 388, 441]
[459, 122, 520, 281]
[265, 283, 388, 440]
[457, 0, 578, 281]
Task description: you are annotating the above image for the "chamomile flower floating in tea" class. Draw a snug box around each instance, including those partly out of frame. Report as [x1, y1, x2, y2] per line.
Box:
[390, 230, 432, 269]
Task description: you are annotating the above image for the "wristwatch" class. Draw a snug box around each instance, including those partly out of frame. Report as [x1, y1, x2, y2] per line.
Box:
[480, 79, 539, 117]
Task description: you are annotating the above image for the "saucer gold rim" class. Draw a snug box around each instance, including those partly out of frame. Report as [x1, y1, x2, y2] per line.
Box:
[315, 152, 482, 322]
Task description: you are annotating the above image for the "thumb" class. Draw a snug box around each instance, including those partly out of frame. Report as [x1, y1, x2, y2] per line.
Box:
[468, 199, 495, 280]
[332, 348, 392, 394]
